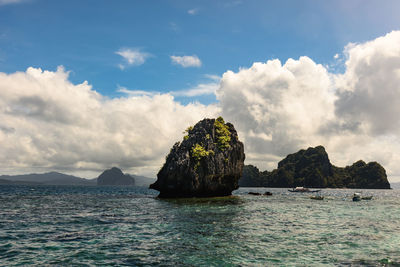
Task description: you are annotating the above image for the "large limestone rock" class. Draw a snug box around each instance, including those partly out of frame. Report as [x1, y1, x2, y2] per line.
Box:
[335, 160, 390, 189]
[271, 146, 334, 188]
[150, 117, 245, 197]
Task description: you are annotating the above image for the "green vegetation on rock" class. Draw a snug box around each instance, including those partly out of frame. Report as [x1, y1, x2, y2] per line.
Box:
[191, 143, 214, 161]
[183, 126, 193, 141]
[214, 116, 231, 150]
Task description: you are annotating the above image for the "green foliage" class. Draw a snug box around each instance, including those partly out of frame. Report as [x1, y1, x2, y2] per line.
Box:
[191, 143, 214, 171]
[184, 126, 193, 134]
[182, 126, 193, 141]
[191, 144, 214, 161]
[214, 116, 231, 150]
[343, 161, 390, 189]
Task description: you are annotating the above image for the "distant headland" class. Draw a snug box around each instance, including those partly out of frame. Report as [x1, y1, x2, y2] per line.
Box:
[97, 167, 135, 186]
[240, 146, 391, 189]
[0, 167, 155, 187]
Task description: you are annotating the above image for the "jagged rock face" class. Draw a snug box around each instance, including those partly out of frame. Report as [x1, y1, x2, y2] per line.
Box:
[274, 146, 333, 188]
[239, 165, 262, 187]
[344, 160, 390, 189]
[150, 117, 245, 197]
[97, 167, 135, 186]
[239, 145, 391, 189]
[278, 146, 332, 175]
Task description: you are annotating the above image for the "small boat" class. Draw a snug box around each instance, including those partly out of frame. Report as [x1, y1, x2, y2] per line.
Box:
[310, 195, 324, 200]
[352, 193, 361, 201]
[288, 187, 321, 193]
[248, 191, 273, 196]
[361, 196, 373, 200]
[248, 192, 261, 196]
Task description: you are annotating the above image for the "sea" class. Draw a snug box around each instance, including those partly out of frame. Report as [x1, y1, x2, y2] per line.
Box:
[0, 185, 399, 266]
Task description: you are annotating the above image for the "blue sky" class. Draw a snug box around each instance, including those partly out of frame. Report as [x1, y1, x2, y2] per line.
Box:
[1, 0, 399, 103]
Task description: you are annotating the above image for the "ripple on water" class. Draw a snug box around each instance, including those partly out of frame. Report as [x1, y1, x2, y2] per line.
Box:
[0, 185, 400, 266]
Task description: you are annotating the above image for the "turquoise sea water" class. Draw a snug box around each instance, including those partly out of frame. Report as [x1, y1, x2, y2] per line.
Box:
[0, 186, 399, 266]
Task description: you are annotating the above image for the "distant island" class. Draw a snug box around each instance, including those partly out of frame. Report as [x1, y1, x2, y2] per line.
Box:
[0, 167, 155, 187]
[0, 172, 96, 186]
[97, 167, 134, 186]
[239, 146, 391, 189]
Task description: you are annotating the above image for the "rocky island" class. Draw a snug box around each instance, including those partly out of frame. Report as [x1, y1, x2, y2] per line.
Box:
[150, 117, 245, 197]
[97, 167, 135, 186]
[240, 146, 391, 189]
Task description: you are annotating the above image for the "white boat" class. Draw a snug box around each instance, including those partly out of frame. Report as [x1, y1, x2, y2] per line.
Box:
[288, 187, 321, 193]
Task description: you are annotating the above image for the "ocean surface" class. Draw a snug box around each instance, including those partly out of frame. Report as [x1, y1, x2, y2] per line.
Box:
[0, 186, 399, 266]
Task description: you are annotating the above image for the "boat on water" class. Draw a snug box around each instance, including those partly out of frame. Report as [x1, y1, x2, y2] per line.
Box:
[288, 187, 321, 193]
[248, 191, 273, 196]
[310, 195, 324, 200]
[362, 196, 373, 200]
[353, 193, 361, 201]
[352, 193, 373, 201]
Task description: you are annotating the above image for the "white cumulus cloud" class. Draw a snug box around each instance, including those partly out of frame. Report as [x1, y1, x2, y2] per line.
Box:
[217, 56, 335, 170]
[334, 31, 400, 136]
[170, 55, 202, 68]
[116, 48, 151, 70]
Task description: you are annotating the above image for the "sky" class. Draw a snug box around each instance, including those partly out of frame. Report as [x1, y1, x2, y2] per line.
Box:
[1, 0, 400, 182]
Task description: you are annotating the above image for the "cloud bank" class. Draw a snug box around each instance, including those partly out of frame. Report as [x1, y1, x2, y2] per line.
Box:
[217, 56, 335, 166]
[1, 31, 400, 181]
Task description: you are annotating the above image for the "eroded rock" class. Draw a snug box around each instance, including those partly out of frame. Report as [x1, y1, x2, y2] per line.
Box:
[150, 117, 245, 197]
